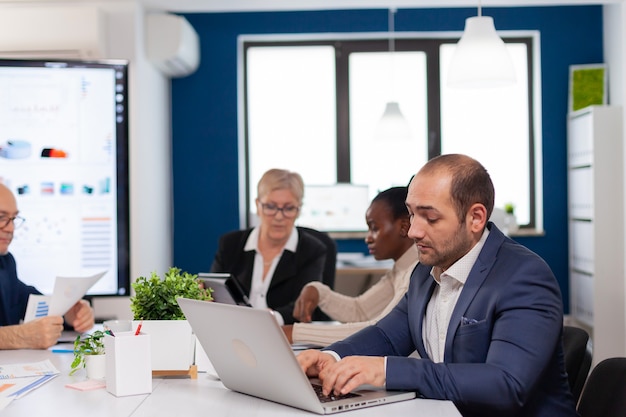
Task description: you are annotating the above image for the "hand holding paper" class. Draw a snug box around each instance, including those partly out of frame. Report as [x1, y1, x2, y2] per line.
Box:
[64, 300, 95, 333]
[24, 271, 106, 323]
[15, 316, 64, 349]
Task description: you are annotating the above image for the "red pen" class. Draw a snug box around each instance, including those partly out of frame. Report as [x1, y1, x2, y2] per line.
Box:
[135, 320, 143, 336]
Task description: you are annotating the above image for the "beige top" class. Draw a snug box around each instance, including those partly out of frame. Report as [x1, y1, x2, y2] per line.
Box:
[291, 245, 419, 347]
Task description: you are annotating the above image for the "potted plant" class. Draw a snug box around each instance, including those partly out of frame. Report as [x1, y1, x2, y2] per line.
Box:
[130, 267, 213, 372]
[70, 330, 106, 379]
[504, 202, 519, 234]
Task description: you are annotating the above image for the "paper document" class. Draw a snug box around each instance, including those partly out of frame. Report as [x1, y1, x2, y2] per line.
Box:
[1, 374, 58, 399]
[23, 270, 106, 322]
[0, 397, 13, 411]
[0, 360, 60, 400]
[0, 359, 60, 378]
[22, 295, 51, 322]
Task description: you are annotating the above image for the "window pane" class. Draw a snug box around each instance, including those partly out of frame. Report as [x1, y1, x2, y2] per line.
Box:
[246, 45, 337, 216]
[440, 43, 531, 224]
[349, 51, 429, 201]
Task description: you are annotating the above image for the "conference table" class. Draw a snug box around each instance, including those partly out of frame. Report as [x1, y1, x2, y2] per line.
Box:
[0, 347, 462, 417]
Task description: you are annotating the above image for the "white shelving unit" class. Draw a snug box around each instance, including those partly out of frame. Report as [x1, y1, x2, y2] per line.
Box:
[567, 105, 625, 364]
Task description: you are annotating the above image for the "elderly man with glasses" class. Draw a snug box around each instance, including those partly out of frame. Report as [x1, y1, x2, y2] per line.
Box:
[0, 183, 94, 349]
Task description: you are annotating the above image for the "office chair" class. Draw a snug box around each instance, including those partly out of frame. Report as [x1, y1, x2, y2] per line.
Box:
[297, 226, 337, 290]
[297, 226, 337, 321]
[577, 357, 626, 417]
[562, 325, 592, 403]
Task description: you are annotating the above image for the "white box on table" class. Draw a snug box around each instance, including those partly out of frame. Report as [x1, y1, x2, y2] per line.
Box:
[104, 332, 152, 396]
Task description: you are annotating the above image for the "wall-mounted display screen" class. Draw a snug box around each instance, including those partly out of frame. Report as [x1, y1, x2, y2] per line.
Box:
[0, 58, 129, 296]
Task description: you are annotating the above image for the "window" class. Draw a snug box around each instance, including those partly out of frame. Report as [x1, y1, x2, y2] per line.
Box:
[241, 33, 539, 233]
[349, 51, 429, 199]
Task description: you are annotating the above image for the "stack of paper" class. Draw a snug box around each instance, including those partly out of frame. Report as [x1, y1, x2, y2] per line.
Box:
[0, 359, 60, 404]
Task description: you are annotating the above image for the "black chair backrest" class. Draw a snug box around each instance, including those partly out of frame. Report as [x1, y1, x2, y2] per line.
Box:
[577, 357, 626, 417]
[297, 226, 337, 322]
[297, 226, 337, 290]
[562, 325, 592, 403]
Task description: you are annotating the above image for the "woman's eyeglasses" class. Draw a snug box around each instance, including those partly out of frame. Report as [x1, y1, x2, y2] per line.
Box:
[260, 203, 299, 219]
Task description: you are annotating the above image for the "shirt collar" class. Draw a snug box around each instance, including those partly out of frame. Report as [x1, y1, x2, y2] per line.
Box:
[244, 226, 299, 253]
[431, 227, 490, 284]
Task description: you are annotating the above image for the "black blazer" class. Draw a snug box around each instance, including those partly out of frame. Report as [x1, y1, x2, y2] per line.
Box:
[210, 227, 326, 324]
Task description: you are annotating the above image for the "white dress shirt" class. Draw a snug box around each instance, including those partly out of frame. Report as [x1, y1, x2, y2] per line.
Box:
[423, 228, 489, 362]
[243, 226, 298, 325]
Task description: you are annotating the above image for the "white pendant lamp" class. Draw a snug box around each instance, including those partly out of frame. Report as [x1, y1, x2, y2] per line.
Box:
[376, 101, 412, 141]
[376, 8, 411, 141]
[447, 3, 516, 88]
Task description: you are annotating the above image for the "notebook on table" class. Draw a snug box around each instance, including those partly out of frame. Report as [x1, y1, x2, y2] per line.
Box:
[177, 297, 415, 414]
[197, 272, 251, 307]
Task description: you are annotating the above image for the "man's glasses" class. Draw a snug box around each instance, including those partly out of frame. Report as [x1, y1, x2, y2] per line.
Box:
[260, 203, 300, 219]
[0, 215, 25, 229]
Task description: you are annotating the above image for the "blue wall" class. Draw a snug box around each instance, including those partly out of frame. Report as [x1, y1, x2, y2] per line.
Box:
[171, 6, 604, 313]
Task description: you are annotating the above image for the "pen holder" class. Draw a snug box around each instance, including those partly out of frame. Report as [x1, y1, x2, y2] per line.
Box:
[104, 332, 152, 397]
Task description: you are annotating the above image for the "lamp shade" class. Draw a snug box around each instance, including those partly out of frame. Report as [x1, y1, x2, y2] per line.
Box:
[375, 101, 411, 141]
[447, 16, 516, 88]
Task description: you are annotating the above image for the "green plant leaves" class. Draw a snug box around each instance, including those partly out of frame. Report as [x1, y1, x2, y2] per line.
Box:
[130, 267, 213, 321]
[70, 330, 106, 375]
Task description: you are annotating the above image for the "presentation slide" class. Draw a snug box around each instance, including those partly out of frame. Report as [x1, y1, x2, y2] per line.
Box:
[0, 60, 129, 295]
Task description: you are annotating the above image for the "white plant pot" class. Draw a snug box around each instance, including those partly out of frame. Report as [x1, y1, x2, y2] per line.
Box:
[132, 320, 195, 371]
[505, 213, 519, 234]
[85, 354, 106, 380]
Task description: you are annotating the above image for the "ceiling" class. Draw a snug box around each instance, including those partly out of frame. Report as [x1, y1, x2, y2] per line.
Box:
[0, 0, 619, 13]
[139, 0, 617, 13]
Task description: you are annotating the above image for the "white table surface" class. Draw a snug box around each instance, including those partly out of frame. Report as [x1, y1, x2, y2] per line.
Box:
[0, 347, 462, 417]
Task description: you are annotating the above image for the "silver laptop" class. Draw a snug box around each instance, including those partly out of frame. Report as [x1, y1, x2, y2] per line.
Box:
[177, 297, 416, 414]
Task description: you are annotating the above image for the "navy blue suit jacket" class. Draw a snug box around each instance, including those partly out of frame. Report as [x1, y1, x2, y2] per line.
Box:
[210, 227, 326, 324]
[0, 253, 41, 326]
[328, 224, 578, 417]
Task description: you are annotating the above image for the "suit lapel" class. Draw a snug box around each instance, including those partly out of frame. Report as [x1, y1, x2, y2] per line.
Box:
[411, 264, 437, 359]
[236, 251, 256, 294]
[443, 225, 506, 361]
[269, 250, 295, 288]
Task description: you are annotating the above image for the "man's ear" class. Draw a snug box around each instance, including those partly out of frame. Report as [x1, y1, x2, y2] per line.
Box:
[467, 203, 488, 233]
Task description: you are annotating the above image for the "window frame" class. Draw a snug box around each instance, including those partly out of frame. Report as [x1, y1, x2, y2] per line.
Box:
[239, 31, 541, 234]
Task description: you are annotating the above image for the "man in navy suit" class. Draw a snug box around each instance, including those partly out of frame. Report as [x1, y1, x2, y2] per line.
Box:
[297, 154, 578, 417]
[0, 183, 94, 349]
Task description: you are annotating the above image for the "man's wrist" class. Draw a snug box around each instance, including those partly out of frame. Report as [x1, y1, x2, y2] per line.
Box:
[321, 350, 341, 362]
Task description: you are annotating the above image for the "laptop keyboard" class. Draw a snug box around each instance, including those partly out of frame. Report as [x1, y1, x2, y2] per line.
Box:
[311, 383, 360, 403]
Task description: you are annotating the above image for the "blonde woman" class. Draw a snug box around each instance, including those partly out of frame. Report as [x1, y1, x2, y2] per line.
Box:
[211, 169, 326, 325]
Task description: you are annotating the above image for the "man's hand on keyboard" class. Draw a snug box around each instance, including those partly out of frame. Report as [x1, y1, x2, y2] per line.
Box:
[318, 356, 386, 397]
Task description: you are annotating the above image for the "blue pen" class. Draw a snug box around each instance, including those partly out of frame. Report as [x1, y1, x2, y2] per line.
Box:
[52, 348, 75, 353]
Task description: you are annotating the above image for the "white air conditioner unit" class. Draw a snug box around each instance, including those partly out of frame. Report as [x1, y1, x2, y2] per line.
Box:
[0, 6, 107, 60]
[146, 13, 200, 78]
